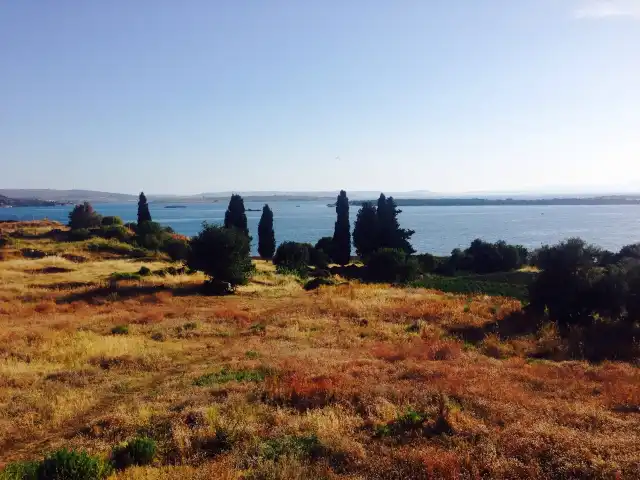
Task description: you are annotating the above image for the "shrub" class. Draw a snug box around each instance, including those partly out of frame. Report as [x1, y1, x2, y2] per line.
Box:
[314, 237, 335, 262]
[260, 435, 323, 461]
[138, 266, 152, 276]
[367, 248, 420, 283]
[0, 460, 39, 480]
[97, 225, 131, 242]
[448, 239, 528, 275]
[86, 238, 146, 258]
[187, 223, 253, 288]
[273, 242, 310, 274]
[111, 325, 129, 335]
[68, 229, 92, 241]
[164, 237, 190, 262]
[36, 448, 112, 480]
[68, 202, 102, 230]
[101, 216, 123, 226]
[416, 253, 437, 273]
[193, 368, 267, 386]
[111, 436, 157, 470]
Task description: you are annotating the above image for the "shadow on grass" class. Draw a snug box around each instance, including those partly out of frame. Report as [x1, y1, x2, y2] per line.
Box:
[56, 283, 208, 304]
[447, 311, 542, 345]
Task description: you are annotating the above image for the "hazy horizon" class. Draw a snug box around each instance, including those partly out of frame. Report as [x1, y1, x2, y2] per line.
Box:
[2, 1, 639, 194]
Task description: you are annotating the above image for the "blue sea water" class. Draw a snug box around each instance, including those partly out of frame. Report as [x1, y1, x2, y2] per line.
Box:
[2, 201, 640, 256]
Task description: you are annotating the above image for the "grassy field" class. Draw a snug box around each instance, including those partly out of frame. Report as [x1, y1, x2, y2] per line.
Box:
[1, 222, 640, 479]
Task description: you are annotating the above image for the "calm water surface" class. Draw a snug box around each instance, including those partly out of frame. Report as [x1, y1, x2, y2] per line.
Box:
[3, 202, 640, 256]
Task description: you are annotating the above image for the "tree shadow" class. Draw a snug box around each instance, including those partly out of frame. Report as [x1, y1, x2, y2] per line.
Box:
[447, 311, 542, 345]
[56, 283, 209, 304]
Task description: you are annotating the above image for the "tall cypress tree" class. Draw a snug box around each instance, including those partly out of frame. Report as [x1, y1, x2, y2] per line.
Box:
[137, 192, 152, 225]
[353, 202, 379, 260]
[224, 194, 249, 236]
[332, 190, 351, 265]
[258, 204, 276, 259]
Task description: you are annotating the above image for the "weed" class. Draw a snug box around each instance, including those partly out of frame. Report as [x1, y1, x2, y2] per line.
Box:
[245, 350, 260, 359]
[183, 322, 198, 331]
[194, 368, 267, 386]
[112, 436, 157, 469]
[111, 325, 129, 335]
[109, 271, 141, 282]
[260, 435, 323, 461]
[0, 460, 39, 480]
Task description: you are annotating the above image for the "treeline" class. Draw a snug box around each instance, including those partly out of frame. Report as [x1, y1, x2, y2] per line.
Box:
[65, 191, 640, 339]
[351, 196, 640, 207]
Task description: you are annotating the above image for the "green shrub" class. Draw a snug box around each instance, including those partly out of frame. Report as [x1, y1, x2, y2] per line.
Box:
[245, 350, 259, 359]
[260, 435, 323, 461]
[111, 325, 129, 335]
[111, 436, 157, 470]
[187, 223, 253, 288]
[68, 228, 92, 241]
[194, 368, 266, 386]
[36, 448, 112, 480]
[138, 266, 152, 276]
[97, 225, 131, 242]
[367, 248, 420, 283]
[273, 242, 310, 274]
[411, 276, 528, 301]
[101, 216, 123, 226]
[86, 238, 146, 258]
[183, 322, 198, 330]
[164, 237, 190, 262]
[315, 237, 335, 263]
[0, 460, 39, 480]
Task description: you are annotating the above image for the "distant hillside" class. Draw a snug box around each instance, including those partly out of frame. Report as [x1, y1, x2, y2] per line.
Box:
[0, 189, 137, 203]
[0, 194, 59, 207]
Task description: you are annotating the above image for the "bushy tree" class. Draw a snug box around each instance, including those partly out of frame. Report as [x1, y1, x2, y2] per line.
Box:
[377, 194, 415, 254]
[273, 241, 310, 274]
[101, 216, 123, 226]
[68, 202, 102, 230]
[353, 202, 379, 260]
[137, 192, 152, 225]
[367, 248, 420, 283]
[315, 237, 335, 262]
[224, 194, 249, 236]
[332, 190, 351, 265]
[187, 223, 253, 288]
[452, 239, 528, 274]
[258, 204, 276, 259]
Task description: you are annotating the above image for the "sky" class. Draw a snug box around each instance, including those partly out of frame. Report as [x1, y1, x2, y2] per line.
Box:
[1, 0, 639, 195]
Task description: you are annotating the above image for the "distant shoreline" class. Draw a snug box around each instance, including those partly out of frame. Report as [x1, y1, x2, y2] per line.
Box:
[347, 196, 640, 207]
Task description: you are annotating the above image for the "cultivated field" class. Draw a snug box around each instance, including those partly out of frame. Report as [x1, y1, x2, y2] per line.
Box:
[1, 222, 639, 479]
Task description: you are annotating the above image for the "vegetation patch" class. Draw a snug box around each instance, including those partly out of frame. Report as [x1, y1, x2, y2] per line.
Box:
[111, 436, 157, 469]
[193, 367, 268, 386]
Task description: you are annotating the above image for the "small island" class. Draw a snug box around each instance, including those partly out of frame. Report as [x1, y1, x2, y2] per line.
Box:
[164, 205, 187, 209]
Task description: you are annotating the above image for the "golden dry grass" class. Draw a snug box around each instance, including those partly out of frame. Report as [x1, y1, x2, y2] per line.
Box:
[1, 223, 639, 479]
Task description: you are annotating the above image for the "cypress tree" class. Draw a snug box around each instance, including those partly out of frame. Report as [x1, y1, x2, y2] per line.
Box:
[258, 204, 276, 259]
[353, 202, 379, 260]
[137, 192, 152, 225]
[332, 190, 351, 265]
[224, 194, 249, 236]
[377, 194, 415, 254]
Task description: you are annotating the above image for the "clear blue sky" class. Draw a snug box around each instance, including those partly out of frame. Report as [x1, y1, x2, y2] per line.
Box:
[1, 1, 639, 195]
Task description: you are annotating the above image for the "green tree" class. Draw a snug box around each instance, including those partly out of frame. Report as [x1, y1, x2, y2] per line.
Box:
[377, 194, 415, 254]
[224, 194, 249, 236]
[258, 204, 276, 259]
[332, 190, 351, 265]
[137, 192, 152, 225]
[187, 223, 253, 288]
[68, 202, 102, 230]
[353, 202, 379, 260]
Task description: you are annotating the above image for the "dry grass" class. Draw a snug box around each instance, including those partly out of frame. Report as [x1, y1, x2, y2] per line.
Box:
[1, 223, 639, 479]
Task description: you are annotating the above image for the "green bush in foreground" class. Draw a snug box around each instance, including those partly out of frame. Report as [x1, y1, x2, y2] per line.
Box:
[0, 460, 38, 480]
[37, 449, 112, 480]
[112, 436, 157, 470]
[188, 223, 253, 288]
[111, 325, 129, 335]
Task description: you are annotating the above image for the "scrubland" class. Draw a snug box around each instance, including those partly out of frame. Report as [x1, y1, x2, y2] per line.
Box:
[1, 222, 639, 479]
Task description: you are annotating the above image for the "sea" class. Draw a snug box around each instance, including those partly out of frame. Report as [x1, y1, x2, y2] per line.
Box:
[2, 202, 640, 256]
